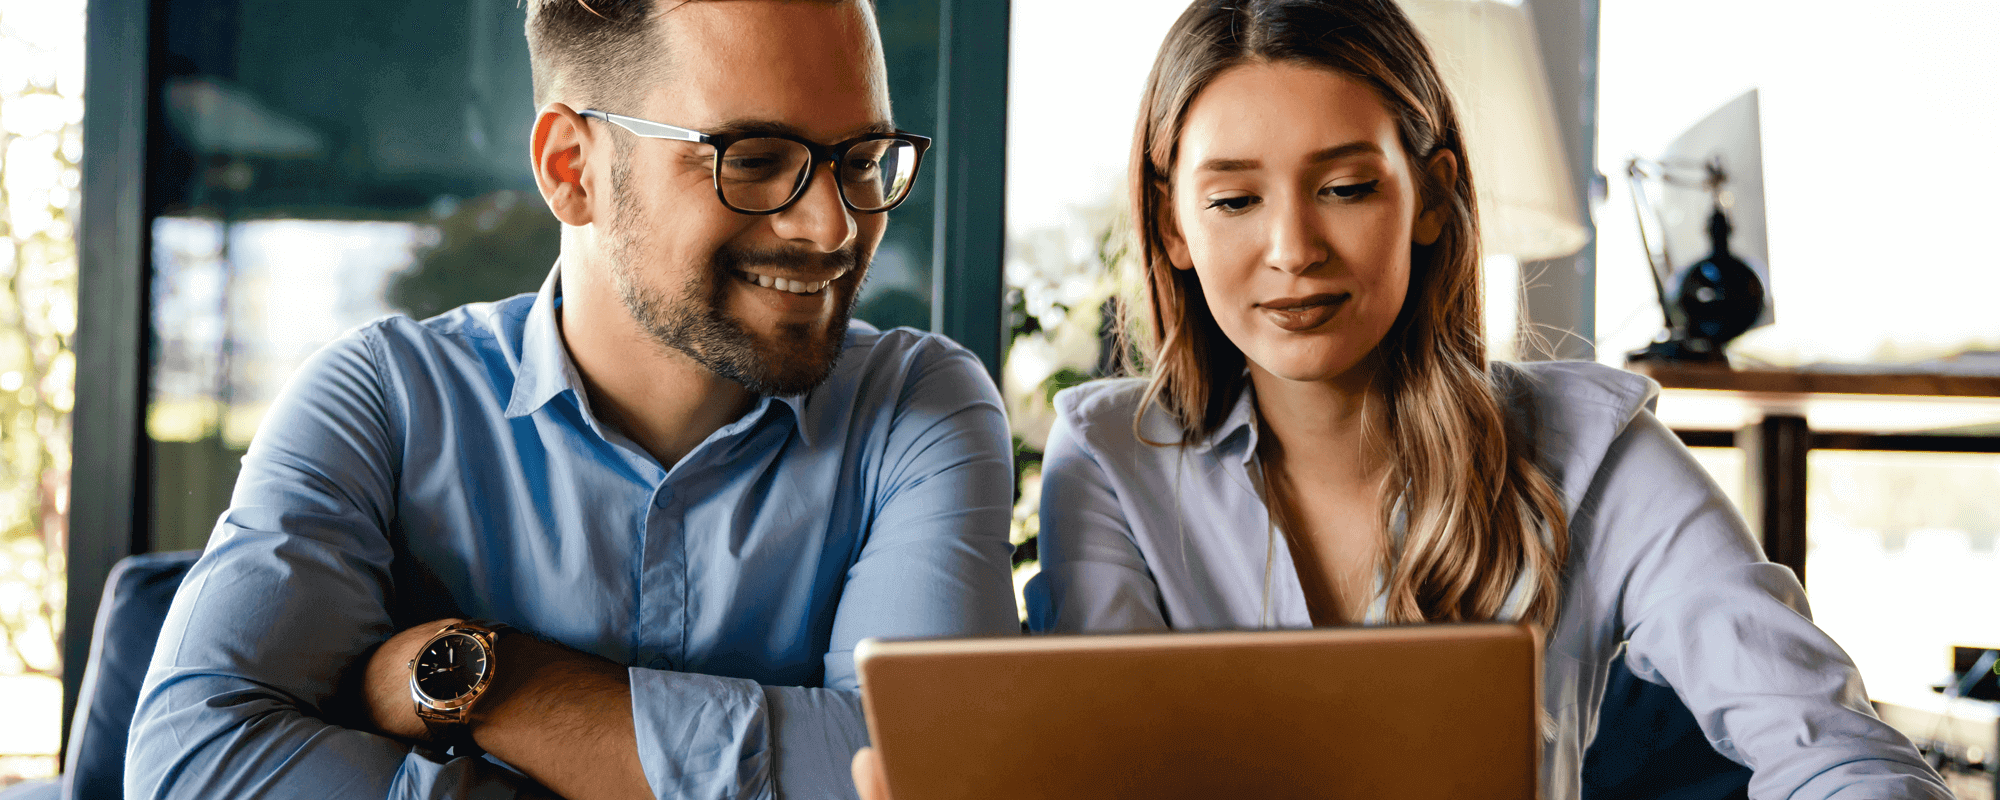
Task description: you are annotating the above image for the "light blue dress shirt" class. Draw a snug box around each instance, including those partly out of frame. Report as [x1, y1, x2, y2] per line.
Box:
[127, 265, 1021, 800]
[1025, 361, 1950, 800]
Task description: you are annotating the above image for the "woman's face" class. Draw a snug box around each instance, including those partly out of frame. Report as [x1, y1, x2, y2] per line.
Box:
[1164, 61, 1449, 387]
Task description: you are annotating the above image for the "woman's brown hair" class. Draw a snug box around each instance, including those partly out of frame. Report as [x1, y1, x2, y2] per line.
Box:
[1131, 0, 1570, 629]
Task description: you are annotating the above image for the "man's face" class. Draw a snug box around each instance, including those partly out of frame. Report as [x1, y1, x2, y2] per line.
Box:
[601, 0, 892, 396]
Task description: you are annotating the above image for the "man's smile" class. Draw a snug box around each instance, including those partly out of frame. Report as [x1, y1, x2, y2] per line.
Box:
[730, 266, 849, 295]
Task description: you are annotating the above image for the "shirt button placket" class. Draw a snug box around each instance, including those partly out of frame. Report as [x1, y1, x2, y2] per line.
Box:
[638, 481, 684, 673]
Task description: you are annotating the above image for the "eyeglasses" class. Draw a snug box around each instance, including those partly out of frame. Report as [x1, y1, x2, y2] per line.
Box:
[579, 110, 931, 215]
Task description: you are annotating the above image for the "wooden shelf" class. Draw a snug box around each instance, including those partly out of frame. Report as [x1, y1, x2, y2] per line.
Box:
[1629, 362, 2000, 398]
[1627, 362, 2000, 434]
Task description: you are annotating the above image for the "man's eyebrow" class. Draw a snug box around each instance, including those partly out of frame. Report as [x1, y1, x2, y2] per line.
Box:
[1196, 141, 1386, 173]
[704, 118, 899, 141]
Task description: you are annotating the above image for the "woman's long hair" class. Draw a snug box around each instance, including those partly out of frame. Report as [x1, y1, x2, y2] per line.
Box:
[1131, 0, 1570, 629]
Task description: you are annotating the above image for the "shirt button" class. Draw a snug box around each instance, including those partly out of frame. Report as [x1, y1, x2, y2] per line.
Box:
[652, 488, 675, 509]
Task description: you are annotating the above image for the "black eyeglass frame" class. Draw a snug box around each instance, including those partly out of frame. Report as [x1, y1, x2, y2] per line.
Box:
[578, 109, 933, 216]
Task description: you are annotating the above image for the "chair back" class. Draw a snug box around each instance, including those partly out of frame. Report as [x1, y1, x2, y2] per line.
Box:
[61, 550, 201, 800]
[1582, 655, 1752, 800]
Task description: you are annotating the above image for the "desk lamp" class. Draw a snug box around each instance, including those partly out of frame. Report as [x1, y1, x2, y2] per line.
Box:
[1398, 0, 1590, 259]
[1625, 156, 1766, 364]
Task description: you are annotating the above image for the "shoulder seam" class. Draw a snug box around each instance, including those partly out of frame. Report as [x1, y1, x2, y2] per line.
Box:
[358, 322, 406, 496]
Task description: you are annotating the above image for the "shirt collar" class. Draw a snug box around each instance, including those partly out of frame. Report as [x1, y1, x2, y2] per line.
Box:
[1198, 379, 1261, 464]
[504, 262, 577, 419]
[502, 261, 819, 448]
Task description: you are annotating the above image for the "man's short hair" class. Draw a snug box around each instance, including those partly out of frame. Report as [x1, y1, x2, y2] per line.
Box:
[526, 0, 667, 112]
[524, 0, 865, 114]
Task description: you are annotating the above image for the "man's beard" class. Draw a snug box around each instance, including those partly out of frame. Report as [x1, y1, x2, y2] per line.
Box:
[606, 158, 865, 397]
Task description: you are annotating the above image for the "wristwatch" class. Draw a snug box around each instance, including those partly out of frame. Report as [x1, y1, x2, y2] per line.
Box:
[407, 619, 511, 755]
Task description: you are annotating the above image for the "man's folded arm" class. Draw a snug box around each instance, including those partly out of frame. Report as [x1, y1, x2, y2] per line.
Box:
[126, 328, 556, 800]
[622, 341, 1021, 800]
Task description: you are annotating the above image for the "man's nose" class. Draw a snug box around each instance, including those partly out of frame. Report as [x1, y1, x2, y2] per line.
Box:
[769, 162, 858, 254]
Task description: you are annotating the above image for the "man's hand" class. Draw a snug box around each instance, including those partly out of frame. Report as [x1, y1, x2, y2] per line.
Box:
[361, 618, 463, 741]
[852, 747, 892, 800]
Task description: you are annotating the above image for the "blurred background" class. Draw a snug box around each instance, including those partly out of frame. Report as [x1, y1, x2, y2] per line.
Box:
[3, 0, 1996, 790]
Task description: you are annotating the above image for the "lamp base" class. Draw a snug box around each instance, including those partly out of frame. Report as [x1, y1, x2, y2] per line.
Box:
[1626, 334, 1730, 366]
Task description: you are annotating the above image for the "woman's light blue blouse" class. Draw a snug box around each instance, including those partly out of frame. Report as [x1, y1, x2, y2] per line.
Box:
[1024, 361, 1949, 800]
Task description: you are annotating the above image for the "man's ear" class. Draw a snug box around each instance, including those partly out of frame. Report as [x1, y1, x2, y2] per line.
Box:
[1413, 149, 1459, 247]
[532, 103, 596, 227]
[1157, 188, 1195, 271]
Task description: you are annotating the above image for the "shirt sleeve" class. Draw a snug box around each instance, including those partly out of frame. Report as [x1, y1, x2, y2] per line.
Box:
[625, 338, 1021, 800]
[1023, 394, 1169, 633]
[126, 326, 557, 800]
[1590, 411, 1951, 800]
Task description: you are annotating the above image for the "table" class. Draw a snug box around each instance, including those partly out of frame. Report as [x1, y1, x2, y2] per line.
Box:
[1626, 362, 2000, 585]
[1873, 696, 1998, 799]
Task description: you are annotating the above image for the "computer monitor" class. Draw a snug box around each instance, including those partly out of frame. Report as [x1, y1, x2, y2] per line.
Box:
[1655, 88, 1774, 330]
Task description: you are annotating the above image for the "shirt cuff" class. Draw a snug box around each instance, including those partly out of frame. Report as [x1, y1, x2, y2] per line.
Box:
[629, 667, 775, 800]
[389, 747, 556, 800]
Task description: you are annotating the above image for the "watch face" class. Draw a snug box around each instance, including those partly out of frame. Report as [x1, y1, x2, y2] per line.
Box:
[414, 632, 490, 702]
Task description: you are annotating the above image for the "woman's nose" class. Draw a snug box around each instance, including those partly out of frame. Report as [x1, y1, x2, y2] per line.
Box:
[1265, 193, 1329, 275]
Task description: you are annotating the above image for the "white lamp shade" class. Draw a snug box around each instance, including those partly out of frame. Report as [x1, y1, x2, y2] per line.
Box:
[1397, 0, 1588, 261]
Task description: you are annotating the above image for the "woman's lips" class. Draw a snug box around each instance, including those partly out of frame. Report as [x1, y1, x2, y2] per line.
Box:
[1257, 293, 1350, 332]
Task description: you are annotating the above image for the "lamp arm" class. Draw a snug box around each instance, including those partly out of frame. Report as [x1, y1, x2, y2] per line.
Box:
[1626, 158, 1680, 330]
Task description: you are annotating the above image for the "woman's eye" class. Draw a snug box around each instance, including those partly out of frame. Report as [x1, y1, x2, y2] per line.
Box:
[1323, 180, 1381, 201]
[1205, 195, 1258, 213]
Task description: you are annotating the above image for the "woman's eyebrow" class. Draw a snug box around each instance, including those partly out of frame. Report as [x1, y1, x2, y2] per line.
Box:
[1195, 141, 1385, 173]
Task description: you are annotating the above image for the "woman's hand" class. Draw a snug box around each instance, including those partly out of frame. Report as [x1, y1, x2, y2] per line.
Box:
[851, 747, 892, 800]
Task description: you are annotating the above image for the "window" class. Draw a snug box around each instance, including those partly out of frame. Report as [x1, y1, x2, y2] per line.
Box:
[1598, 0, 2000, 702]
[0, 0, 83, 784]
[1595, 1, 2000, 366]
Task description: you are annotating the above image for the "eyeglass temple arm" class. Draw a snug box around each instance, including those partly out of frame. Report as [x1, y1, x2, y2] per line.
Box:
[577, 110, 707, 144]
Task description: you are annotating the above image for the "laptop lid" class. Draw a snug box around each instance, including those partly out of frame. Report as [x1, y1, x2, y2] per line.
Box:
[856, 623, 1540, 800]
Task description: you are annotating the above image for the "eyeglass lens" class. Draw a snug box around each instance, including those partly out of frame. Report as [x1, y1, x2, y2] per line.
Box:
[718, 138, 919, 212]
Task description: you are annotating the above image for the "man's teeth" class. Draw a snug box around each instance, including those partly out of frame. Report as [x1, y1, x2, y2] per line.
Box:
[746, 271, 839, 295]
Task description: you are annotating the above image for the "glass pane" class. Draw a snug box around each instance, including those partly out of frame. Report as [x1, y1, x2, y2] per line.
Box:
[146, 0, 552, 552]
[1596, 1, 2000, 367]
[0, 0, 83, 785]
[1002, 0, 1186, 599]
[856, 0, 938, 332]
[145, 0, 940, 553]
[1806, 450, 2000, 705]
[1004, 0, 1184, 432]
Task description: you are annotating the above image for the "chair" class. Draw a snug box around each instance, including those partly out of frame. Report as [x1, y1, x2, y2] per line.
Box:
[0, 550, 200, 800]
[1582, 655, 1753, 800]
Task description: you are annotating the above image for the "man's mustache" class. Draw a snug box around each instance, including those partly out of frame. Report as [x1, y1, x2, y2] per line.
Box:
[713, 244, 860, 277]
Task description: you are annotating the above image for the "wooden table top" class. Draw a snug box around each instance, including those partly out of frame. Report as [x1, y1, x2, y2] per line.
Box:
[1624, 361, 2000, 433]
[1628, 362, 2000, 398]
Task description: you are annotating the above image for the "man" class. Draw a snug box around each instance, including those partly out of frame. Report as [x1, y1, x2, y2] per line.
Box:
[125, 1, 1019, 798]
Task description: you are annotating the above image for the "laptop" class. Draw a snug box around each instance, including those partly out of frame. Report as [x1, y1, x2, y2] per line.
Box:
[855, 623, 1540, 800]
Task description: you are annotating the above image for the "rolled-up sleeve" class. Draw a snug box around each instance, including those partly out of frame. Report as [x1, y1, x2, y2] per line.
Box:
[127, 326, 553, 800]
[625, 340, 1019, 800]
[1591, 412, 1950, 800]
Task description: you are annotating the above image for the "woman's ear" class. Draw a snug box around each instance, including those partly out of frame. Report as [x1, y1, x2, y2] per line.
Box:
[532, 103, 596, 227]
[1157, 189, 1196, 271]
[1412, 149, 1460, 247]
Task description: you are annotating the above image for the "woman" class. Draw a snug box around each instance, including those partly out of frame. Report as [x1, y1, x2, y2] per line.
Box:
[1010, 1, 1948, 798]
[851, 0, 1946, 797]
